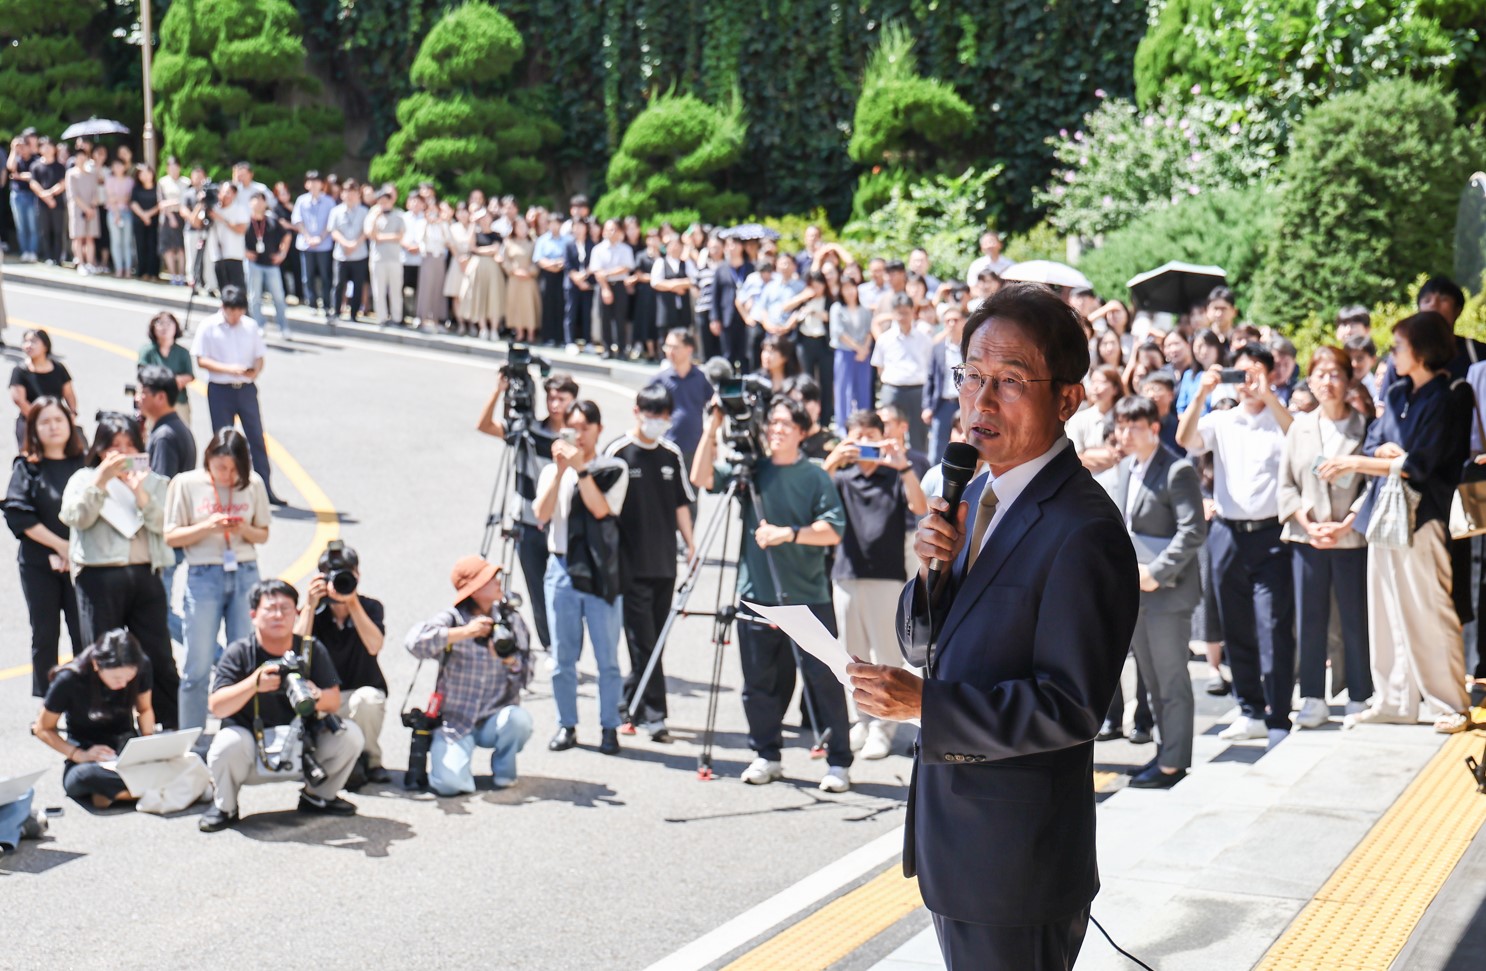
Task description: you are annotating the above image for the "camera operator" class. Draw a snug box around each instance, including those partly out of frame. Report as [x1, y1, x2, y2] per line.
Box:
[691, 395, 855, 791]
[199, 579, 363, 832]
[405, 557, 534, 795]
[294, 543, 389, 786]
[604, 385, 696, 741]
[208, 182, 249, 293]
[477, 369, 579, 652]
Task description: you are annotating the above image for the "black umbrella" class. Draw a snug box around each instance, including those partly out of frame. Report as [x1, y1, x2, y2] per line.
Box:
[718, 223, 781, 242]
[60, 118, 131, 140]
[1126, 261, 1228, 315]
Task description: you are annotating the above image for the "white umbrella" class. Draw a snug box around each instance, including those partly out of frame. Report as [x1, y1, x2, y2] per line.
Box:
[998, 259, 1092, 291]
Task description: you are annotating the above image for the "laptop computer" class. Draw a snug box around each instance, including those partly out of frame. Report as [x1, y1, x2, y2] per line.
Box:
[0, 769, 46, 807]
[99, 728, 202, 773]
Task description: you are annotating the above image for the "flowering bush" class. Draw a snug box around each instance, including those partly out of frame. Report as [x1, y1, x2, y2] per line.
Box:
[843, 166, 1000, 280]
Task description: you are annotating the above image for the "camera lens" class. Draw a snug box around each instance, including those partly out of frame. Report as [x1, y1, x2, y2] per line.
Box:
[328, 569, 358, 596]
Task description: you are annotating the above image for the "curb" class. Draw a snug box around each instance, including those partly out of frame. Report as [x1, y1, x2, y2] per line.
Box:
[1, 260, 662, 383]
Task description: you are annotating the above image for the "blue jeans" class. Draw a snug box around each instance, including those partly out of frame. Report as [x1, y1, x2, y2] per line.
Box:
[0, 788, 35, 850]
[247, 261, 290, 336]
[161, 548, 185, 645]
[429, 706, 534, 795]
[9, 191, 37, 257]
[107, 210, 135, 274]
[179, 560, 259, 730]
[833, 348, 874, 437]
[544, 555, 624, 730]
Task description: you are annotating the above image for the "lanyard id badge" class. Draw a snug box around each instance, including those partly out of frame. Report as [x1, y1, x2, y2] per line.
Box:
[222, 546, 238, 573]
[218, 483, 237, 572]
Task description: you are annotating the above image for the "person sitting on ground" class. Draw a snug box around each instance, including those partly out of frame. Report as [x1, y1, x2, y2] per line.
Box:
[405, 557, 534, 795]
[199, 579, 364, 832]
[33, 629, 156, 809]
[295, 543, 389, 788]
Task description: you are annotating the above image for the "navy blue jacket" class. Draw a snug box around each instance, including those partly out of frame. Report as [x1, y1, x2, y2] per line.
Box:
[896, 444, 1139, 926]
[923, 340, 952, 407]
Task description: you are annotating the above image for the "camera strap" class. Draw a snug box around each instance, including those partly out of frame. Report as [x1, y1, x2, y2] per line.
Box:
[252, 634, 307, 757]
[400, 640, 453, 716]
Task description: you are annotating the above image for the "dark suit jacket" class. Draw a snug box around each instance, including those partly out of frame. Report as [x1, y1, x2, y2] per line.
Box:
[924, 340, 952, 406]
[1116, 447, 1206, 614]
[896, 443, 1139, 926]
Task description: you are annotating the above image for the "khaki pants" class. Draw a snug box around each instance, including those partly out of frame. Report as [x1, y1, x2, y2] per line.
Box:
[1368, 520, 1470, 720]
[370, 259, 403, 323]
[207, 721, 364, 813]
[835, 577, 910, 727]
[339, 686, 387, 768]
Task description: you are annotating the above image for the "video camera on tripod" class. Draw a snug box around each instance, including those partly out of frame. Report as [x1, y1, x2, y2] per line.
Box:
[500, 343, 554, 425]
[715, 374, 774, 463]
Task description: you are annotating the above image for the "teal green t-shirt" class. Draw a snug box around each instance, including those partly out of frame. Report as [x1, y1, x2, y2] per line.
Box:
[138, 341, 195, 380]
[712, 456, 845, 606]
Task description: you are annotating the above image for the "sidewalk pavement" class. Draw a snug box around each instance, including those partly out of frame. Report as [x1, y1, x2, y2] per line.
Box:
[870, 720, 1450, 971]
[0, 259, 663, 384]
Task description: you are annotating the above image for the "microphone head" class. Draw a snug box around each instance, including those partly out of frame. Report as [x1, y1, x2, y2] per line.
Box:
[940, 442, 980, 487]
[701, 356, 736, 386]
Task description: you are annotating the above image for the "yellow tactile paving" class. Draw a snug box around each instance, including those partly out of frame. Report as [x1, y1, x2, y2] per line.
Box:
[722, 771, 1125, 970]
[1254, 731, 1486, 971]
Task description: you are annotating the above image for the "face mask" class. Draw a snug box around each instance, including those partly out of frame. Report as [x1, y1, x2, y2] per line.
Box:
[640, 417, 672, 441]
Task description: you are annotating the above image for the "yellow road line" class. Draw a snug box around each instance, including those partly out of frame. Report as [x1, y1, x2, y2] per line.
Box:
[1255, 731, 1486, 971]
[722, 770, 1124, 969]
[1, 319, 338, 683]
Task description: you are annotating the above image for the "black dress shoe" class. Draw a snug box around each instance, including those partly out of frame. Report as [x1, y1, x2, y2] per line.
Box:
[365, 765, 392, 784]
[1095, 721, 1124, 742]
[1125, 755, 1160, 777]
[548, 726, 578, 751]
[1205, 675, 1232, 697]
[298, 792, 357, 815]
[599, 728, 621, 755]
[1129, 728, 1155, 745]
[198, 807, 239, 832]
[1129, 766, 1186, 789]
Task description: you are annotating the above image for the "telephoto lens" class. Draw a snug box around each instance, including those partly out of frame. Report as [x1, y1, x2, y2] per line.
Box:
[327, 568, 358, 596]
[284, 673, 317, 718]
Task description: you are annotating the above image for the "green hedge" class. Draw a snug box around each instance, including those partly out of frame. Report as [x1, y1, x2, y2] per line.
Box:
[0, 0, 130, 141]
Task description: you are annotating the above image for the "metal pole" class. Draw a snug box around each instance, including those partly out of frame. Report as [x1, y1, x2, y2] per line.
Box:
[141, 0, 157, 169]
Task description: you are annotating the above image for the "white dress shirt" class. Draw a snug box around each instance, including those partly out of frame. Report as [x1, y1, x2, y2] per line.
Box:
[1191, 405, 1285, 520]
[976, 437, 1072, 557]
[871, 322, 933, 386]
[191, 311, 269, 384]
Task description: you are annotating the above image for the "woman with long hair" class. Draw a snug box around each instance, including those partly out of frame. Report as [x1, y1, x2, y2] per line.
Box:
[157, 157, 187, 285]
[502, 215, 540, 345]
[755, 333, 801, 393]
[129, 165, 161, 281]
[3, 398, 86, 696]
[60, 412, 177, 728]
[788, 270, 835, 429]
[164, 428, 272, 730]
[34, 629, 155, 808]
[444, 201, 473, 333]
[461, 208, 506, 339]
[137, 312, 195, 425]
[103, 157, 136, 277]
[628, 227, 661, 361]
[10, 328, 78, 449]
[830, 276, 874, 434]
[415, 199, 451, 331]
[1090, 329, 1124, 372]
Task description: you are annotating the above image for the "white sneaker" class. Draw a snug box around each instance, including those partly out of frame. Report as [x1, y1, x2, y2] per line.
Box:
[1295, 697, 1330, 729]
[741, 758, 784, 785]
[862, 721, 895, 760]
[819, 765, 850, 793]
[1342, 700, 1368, 729]
[1218, 715, 1268, 740]
[849, 721, 869, 752]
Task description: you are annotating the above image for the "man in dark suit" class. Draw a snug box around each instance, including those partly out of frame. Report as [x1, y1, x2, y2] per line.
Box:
[1114, 395, 1206, 789]
[849, 284, 1140, 970]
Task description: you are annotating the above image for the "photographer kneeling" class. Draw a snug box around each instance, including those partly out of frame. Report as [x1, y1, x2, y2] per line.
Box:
[405, 556, 533, 795]
[199, 579, 363, 832]
[295, 542, 389, 787]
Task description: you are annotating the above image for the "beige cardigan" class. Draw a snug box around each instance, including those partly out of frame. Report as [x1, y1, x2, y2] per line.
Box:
[1277, 408, 1369, 548]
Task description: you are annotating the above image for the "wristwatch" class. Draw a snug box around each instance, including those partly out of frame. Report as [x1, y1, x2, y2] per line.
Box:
[576, 468, 591, 479]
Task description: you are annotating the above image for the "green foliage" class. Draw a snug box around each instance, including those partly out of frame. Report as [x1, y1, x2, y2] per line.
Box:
[1279, 276, 1486, 370]
[595, 89, 747, 226]
[748, 209, 839, 256]
[369, 2, 559, 202]
[847, 24, 974, 166]
[1040, 96, 1275, 239]
[1251, 79, 1474, 324]
[843, 166, 1001, 281]
[1078, 185, 1277, 304]
[1134, 0, 1465, 133]
[153, 0, 343, 184]
[0, 0, 130, 139]
[1005, 221, 1067, 265]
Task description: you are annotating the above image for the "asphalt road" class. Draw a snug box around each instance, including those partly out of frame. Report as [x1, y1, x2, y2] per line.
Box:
[0, 284, 914, 969]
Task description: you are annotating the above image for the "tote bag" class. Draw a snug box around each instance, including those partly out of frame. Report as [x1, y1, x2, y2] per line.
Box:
[1366, 459, 1421, 550]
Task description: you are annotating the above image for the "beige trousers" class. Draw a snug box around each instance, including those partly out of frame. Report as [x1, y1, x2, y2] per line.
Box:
[1367, 520, 1470, 719]
[370, 259, 403, 322]
[339, 686, 387, 768]
[835, 577, 910, 726]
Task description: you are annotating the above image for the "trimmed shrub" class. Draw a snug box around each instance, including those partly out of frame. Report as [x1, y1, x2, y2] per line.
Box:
[595, 89, 747, 226]
[0, 0, 126, 138]
[1250, 79, 1473, 323]
[153, 0, 342, 183]
[369, 2, 558, 200]
[843, 166, 1001, 281]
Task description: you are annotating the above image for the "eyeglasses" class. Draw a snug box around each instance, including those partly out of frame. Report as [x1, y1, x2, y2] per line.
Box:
[951, 365, 1054, 403]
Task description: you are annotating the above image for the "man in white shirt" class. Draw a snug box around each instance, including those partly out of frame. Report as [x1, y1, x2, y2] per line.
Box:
[1177, 343, 1294, 743]
[858, 258, 887, 317]
[589, 219, 635, 358]
[192, 285, 285, 505]
[872, 293, 933, 452]
[210, 183, 250, 292]
[964, 231, 1015, 286]
[399, 193, 426, 326]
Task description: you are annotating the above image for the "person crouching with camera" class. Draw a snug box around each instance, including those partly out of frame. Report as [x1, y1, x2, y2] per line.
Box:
[199, 579, 364, 832]
[404, 556, 534, 795]
[294, 542, 389, 788]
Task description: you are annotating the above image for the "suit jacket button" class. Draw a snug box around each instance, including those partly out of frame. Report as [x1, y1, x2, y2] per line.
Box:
[944, 753, 957, 762]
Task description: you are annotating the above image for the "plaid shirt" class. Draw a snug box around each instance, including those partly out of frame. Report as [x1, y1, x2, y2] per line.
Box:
[405, 604, 532, 740]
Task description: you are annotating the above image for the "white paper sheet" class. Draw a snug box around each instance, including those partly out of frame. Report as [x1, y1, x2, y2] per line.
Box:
[100, 479, 143, 538]
[741, 601, 854, 687]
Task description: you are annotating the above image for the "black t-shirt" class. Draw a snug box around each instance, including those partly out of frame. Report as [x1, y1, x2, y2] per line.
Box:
[832, 465, 910, 581]
[147, 411, 197, 478]
[244, 214, 287, 262]
[802, 428, 839, 461]
[43, 659, 152, 750]
[131, 184, 158, 219]
[312, 596, 387, 693]
[9, 362, 71, 407]
[604, 434, 693, 580]
[4, 455, 84, 568]
[211, 636, 341, 730]
[29, 158, 65, 192]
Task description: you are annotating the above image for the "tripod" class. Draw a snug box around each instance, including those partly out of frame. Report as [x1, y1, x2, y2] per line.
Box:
[627, 459, 828, 780]
[479, 410, 544, 583]
[181, 228, 211, 333]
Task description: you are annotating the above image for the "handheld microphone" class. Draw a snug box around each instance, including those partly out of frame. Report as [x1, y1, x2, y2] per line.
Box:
[929, 442, 980, 582]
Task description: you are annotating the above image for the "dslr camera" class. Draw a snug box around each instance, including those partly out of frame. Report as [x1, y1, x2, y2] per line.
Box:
[199, 181, 219, 213]
[263, 648, 342, 786]
[715, 375, 774, 463]
[500, 342, 553, 423]
[401, 691, 443, 791]
[321, 540, 358, 597]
